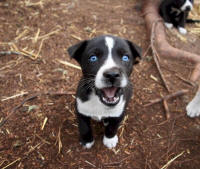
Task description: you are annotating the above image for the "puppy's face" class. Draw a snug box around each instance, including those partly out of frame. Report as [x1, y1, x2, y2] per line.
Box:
[176, 0, 193, 11]
[68, 35, 141, 106]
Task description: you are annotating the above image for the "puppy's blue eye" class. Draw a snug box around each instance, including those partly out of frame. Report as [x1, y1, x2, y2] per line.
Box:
[122, 55, 129, 62]
[89, 55, 98, 62]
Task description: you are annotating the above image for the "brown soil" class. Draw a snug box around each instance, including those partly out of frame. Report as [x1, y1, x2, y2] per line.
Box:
[0, 0, 200, 168]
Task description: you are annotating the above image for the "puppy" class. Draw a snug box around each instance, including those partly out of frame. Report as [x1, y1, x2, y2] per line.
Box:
[67, 35, 141, 149]
[159, 0, 194, 34]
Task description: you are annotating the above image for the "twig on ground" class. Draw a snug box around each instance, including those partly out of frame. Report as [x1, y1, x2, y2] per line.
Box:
[175, 74, 196, 87]
[84, 160, 96, 168]
[38, 29, 60, 40]
[163, 99, 170, 119]
[1, 91, 28, 102]
[144, 89, 188, 107]
[36, 38, 46, 58]
[2, 158, 21, 169]
[0, 51, 20, 56]
[151, 19, 170, 92]
[15, 29, 29, 41]
[35, 134, 51, 145]
[33, 28, 40, 43]
[56, 126, 62, 154]
[41, 117, 48, 130]
[56, 59, 81, 70]
[142, 44, 151, 58]
[144, 90, 188, 119]
[160, 151, 185, 169]
[25, 142, 44, 156]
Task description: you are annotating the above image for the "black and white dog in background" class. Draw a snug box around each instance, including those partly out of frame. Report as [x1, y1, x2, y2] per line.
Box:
[159, 0, 195, 34]
[68, 35, 141, 149]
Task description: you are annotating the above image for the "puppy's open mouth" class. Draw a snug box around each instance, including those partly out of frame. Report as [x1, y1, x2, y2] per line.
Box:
[97, 87, 121, 106]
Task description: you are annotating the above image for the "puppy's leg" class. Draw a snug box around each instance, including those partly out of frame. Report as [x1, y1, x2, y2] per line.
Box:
[160, 5, 173, 29]
[164, 22, 173, 29]
[103, 116, 123, 149]
[178, 12, 187, 34]
[77, 113, 94, 149]
[186, 87, 200, 117]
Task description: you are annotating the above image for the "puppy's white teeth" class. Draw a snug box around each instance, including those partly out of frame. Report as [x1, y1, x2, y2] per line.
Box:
[102, 96, 119, 104]
[114, 97, 119, 102]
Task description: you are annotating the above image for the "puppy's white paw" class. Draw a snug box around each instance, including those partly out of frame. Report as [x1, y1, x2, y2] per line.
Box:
[81, 140, 95, 149]
[164, 22, 173, 29]
[186, 92, 200, 118]
[178, 27, 187, 34]
[103, 135, 118, 149]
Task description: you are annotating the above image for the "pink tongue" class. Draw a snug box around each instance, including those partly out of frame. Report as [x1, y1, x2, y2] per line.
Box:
[102, 87, 117, 99]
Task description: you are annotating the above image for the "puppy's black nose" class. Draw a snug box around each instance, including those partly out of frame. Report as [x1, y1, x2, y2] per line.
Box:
[103, 68, 121, 81]
[185, 6, 191, 11]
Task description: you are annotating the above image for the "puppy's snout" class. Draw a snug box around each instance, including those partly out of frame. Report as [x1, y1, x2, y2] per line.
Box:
[103, 68, 121, 82]
[185, 6, 191, 11]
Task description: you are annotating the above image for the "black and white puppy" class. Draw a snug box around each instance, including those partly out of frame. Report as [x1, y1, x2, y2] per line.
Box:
[68, 35, 141, 149]
[159, 0, 194, 34]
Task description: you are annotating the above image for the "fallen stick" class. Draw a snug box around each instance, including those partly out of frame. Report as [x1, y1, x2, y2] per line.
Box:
[163, 99, 170, 119]
[0, 51, 20, 56]
[2, 158, 21, 169]
[160, 151, 185, 169]
[175, 74, 196, 87]
[151, 19, 170, 92]
[144, 89, 188, 107]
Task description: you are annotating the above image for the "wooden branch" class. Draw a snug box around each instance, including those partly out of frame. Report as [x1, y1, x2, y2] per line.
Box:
[151, 19, 170, 92]
[144, 90, 188, 119]
[0, 51, 20, 56]
[163, 99, 170, 119]
[144, 90, 188, 107]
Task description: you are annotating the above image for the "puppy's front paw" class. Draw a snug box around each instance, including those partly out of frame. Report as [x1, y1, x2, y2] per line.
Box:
[186, 101, 200, 118]
[103, 135, 118, 149]
[81, 140, 95, 149]
[164, 22, 173, 29]
[178, 27, 187, 34]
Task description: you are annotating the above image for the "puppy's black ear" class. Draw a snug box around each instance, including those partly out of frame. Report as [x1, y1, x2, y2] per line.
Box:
[126, 40, 142, 64]
[67, 40, 87, 64]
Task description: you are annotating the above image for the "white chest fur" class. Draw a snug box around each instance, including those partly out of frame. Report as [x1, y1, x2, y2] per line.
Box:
[76, 92, 126, 120]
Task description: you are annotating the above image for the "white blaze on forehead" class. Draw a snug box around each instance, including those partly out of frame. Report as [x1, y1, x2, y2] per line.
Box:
[105, 36, 114, 57]
[95, 36, 128, 89]
[95, 36, 116, 89]
[181, 0, 193, 11]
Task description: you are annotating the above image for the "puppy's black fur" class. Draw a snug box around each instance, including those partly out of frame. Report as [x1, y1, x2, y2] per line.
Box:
[68, 35, 141, 148]
[159, 0, 198, 34]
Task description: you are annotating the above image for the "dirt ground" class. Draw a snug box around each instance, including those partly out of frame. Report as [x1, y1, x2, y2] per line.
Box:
[0, 0, 200, 168]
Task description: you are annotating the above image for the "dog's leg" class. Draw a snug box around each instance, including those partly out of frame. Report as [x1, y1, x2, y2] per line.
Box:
[186, 87, 200, 117]
[178, 12, 187, 34]
[103, 116, 123, 149]
[164, 22, 173, 29]
[160, 5, 173, 29]
[77, 113, 94, 149]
